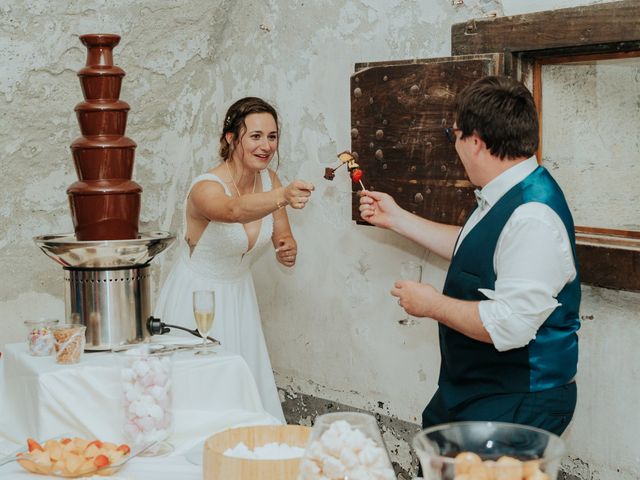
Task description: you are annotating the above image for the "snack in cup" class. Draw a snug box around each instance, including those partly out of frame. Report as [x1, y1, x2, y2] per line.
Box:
[52, 324, 86, 364]
[24, 319, 59, 356]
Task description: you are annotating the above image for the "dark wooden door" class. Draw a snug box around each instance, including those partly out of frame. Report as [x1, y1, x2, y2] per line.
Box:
[350, 54, 503, 225]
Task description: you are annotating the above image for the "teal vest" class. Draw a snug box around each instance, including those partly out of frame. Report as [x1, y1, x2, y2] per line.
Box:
[439, 166, 580, 409]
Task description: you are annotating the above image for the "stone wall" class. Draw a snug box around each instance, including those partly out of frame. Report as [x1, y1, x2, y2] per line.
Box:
[1, 1, 635, 479]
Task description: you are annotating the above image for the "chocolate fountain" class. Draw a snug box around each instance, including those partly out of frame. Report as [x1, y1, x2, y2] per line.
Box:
[34, 34, 174, 350]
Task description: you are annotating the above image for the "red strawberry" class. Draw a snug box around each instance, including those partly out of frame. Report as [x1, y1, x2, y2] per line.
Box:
[116, 444, 131, 455]
[27, 438, 44, 452]
[87, 440, 103, 449]
[94, 454, 110, 468]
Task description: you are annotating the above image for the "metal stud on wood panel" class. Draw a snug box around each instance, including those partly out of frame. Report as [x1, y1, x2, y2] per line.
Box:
[375, 129, 384, 140]
[354, 87, 362, 98]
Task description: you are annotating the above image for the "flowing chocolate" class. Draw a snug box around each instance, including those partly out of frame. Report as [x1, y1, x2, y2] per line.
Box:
[67, 34, 141, 241]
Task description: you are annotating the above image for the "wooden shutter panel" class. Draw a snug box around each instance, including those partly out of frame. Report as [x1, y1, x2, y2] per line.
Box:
[350, 54, 503, 225]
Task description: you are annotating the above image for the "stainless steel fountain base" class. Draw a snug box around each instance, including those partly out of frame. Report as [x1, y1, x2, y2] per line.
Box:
[35, 231, 175, 351]
[65, 265, 151, 350]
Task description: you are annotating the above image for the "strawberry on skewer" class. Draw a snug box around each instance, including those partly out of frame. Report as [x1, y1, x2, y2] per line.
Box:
[324, 151, 367, 190]
[350, 168, 366, 191]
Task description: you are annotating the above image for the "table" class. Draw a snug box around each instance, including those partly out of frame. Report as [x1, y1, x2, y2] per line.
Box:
[0, 342, 279, 479]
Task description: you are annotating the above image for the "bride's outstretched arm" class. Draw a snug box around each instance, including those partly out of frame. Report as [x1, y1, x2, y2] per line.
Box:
[189, 175, 313, 225]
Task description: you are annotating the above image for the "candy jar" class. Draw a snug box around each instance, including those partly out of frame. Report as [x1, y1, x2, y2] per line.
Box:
[24, 319, 59, 356]
[116, 344, 174, 456]
[299, 411, 395, 480]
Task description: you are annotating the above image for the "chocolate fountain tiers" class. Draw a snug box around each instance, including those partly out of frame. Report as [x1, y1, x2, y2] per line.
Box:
[34, 34, 174, 350]
[69, 33, 141, 241]
[68, 179, 141, 240]
[71, 136, 136, 180]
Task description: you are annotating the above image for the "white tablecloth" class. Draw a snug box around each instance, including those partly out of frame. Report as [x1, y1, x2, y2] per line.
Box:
[0, 342, 280, 479]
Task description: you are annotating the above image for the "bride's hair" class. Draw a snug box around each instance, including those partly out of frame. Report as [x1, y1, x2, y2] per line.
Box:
[219, 97, 280, 166]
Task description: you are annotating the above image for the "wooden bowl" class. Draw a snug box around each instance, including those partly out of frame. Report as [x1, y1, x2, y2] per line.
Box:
[203, 425, 311, 480]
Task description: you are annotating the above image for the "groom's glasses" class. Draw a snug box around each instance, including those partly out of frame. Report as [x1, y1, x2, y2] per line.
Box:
[443, 126, 461, 144]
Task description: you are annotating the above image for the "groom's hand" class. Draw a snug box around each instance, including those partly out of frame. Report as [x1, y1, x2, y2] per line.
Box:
[391, 280, 439, 318]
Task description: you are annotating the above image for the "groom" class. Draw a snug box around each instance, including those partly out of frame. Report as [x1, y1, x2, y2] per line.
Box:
[359, 75, 580, 435]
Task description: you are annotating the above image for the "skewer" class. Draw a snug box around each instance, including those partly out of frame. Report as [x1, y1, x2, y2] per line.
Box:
[324, 150, 368, 191]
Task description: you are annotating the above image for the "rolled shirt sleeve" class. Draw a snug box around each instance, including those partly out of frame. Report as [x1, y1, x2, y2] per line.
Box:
[477, 203, 577, 352]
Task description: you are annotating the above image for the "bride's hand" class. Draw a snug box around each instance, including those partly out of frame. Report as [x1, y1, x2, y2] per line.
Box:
[275, 237, 297, 267]
[284, 180, 314, 209]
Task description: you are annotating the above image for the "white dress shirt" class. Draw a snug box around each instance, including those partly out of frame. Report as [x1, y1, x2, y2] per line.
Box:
[455, 157, 577, 352]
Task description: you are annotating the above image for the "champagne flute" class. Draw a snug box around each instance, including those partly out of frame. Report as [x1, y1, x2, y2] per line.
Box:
[397, 260, 423, 325]
[193, 290, 215, 355]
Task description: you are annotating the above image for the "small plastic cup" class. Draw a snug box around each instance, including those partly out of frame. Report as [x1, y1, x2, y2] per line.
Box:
[52, 324, 86, 364]
[24, 319, 59, 356]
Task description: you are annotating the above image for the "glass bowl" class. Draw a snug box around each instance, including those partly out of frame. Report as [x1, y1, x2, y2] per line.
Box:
[12, 437, 155, 478]
[412, 421, 566, 480]
[299, 411, 395, 480]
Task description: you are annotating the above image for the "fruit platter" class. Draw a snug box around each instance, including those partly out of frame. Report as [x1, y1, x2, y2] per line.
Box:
[14, 437, 134, 477]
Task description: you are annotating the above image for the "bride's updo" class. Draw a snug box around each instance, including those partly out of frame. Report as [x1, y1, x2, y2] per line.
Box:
[219, 97, 280, 162]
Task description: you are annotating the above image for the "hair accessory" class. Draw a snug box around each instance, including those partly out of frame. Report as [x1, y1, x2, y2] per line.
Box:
[224, 115, 232, 128]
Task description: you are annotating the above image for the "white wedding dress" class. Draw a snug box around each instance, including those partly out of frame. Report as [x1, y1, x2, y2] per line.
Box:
[153, 168, 285, 423]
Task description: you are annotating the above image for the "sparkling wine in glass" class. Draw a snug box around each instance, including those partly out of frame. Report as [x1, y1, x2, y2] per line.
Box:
[398, 260, 423, 326]
[193, 290, 215, 355]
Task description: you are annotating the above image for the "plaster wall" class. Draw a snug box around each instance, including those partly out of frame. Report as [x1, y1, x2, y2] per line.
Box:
[1, 1, 636, 479]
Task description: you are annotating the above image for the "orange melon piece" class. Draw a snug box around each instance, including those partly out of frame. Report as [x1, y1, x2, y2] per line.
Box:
[64, 452, 85, 475]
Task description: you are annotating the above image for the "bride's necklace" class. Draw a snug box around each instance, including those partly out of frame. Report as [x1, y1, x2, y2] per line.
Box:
[225, 161, 257, 197]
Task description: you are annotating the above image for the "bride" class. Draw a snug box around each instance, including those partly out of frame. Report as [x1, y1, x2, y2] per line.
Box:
[154, 97, 314, 422]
